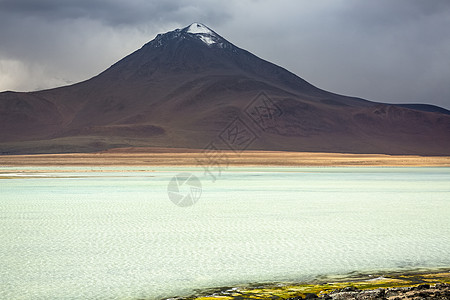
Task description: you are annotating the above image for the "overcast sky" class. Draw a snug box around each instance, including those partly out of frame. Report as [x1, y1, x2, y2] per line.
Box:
[0, 0, 449, 108]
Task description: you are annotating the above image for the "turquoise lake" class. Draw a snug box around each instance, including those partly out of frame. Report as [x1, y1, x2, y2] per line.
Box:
[1, 167, 449, 299]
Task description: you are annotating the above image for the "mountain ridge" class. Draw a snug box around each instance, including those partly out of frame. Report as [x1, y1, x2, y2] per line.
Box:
[1, 23, 449, 155]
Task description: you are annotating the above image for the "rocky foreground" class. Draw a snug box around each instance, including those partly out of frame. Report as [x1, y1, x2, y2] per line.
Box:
[164, 271, 450, 300]
[289, 283, 450, 299]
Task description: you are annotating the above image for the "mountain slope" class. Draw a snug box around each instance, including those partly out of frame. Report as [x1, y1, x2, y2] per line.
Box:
[1, 23, 449, 155]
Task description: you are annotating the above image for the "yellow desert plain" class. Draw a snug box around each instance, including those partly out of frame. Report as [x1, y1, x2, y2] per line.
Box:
[0, 148, 449, 168]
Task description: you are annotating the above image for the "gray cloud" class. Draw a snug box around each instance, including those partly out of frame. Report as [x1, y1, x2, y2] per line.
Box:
[0, 0, 449, 109]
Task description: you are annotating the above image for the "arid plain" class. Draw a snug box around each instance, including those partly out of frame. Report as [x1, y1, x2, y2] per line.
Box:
[1, 148, 450, 169]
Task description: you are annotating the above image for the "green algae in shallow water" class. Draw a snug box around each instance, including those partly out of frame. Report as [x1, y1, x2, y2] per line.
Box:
[167, 272, 450, 300]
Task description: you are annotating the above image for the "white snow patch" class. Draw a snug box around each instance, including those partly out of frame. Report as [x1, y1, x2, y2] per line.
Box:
[187, 23, 212, 34]
[199, 35, 216, 45]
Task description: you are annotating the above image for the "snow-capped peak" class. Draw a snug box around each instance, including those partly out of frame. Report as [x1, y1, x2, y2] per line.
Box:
[184, 23, 219, 46]
[186, 23, 212, 35]
[150, 23, 232, 49]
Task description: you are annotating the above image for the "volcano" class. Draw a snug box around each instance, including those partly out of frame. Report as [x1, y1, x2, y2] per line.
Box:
[1, 23, 449, 155]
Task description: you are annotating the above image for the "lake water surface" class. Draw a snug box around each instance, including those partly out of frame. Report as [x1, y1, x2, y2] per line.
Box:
[1, 167, 449, 299]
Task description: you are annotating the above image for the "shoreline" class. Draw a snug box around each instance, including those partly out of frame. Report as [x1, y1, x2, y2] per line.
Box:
[162, 269, 450, 299]
[1, 149, 450, 168]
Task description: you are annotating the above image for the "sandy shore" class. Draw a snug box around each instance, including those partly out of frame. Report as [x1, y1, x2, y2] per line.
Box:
[1, 148, 450, 167]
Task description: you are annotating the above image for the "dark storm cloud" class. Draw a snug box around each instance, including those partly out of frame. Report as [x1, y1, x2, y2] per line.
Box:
[0, 0, 230, 26]
[0, 0, 449, 108]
